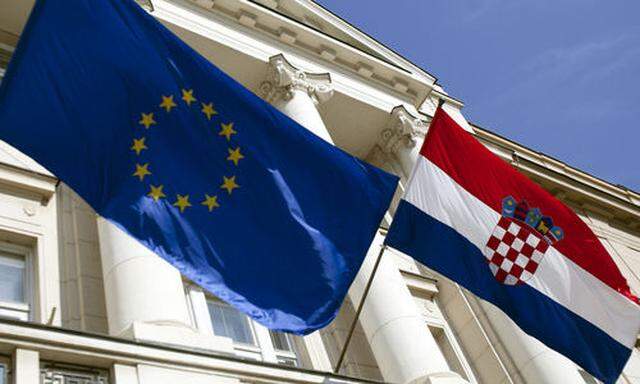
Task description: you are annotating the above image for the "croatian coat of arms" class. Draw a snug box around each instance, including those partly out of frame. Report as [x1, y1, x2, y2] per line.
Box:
[484, 196, 565, 285]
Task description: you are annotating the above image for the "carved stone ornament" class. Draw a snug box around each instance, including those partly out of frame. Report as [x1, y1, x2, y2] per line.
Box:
[41, 363, 108, 384]
[379, 105, 429, 154]
[259, 54, 333, 105]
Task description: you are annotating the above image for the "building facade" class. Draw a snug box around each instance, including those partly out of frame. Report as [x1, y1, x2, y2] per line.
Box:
[0, 0, 639, 383]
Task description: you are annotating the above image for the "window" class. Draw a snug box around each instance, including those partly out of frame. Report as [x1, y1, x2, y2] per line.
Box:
[207, 300, 256, 346]
[0, 245, 31, 321]
[429, 325, 468, 380]
[269, 331, 299, 366]
[270, 330, 294, 352]
[195, 292, 300, 366]
[0, 356, 10, 384]
[412, 294, 477, 383]
[0, 252, 25, 303]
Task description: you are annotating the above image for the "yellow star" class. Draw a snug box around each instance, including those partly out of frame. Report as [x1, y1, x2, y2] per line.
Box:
[147, 184, 166, 201]
[159, 95, 177, 112]
[139, 112, 156, 129]
[133, 163, 151, 181]
[201, 194, 220, 212]
[221, 176, 240, 195]
[130, 137, 148, 155]
[219, 122, 237, 141]
[181, 89, 196, 106]
[201, 102, 217, 120]
[226, 147, 244, 166]
[173, 194, 192, 213]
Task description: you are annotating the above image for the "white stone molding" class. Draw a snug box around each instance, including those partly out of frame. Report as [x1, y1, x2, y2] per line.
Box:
[13, 348, 39, 384]
[111, 365, 139, 384]
[260, 54, 333, 105]
[152, 0, 419, 112]
[379, 105, 429, 155]
[258, 0, 279, 9]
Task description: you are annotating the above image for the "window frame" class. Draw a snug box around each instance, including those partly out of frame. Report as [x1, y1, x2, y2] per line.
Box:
[426, 297, 477, 383]
[427, 323, 472, 381]
[0, 242, 33, 322]
[0, 354, 11, 384]
[269, 330, 300, 367]
[206, 299, 259, 347]
[184, 284, 300, 366]
[410, 289, 478, 384]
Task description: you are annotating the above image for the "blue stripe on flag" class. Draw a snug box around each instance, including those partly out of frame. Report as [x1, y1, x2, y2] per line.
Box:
[386, 200, 631, 384]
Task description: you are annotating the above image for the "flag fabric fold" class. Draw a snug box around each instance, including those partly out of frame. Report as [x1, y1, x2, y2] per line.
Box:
[0, 0, 398, 334]
[385, 107, 640, 383]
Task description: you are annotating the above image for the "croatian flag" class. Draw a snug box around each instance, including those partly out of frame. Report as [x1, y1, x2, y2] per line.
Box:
[385, 107, 640, 384]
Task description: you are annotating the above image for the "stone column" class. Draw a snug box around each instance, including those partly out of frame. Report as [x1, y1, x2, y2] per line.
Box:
[260, 54, 334, 143]
[98, 219, 191, 337]
[351, 106, 465, 384]
[260, 54, 335, 371]
[351, 233, 462, 384]
[479, 299, 585, 383]
[98, 220, 232, 351]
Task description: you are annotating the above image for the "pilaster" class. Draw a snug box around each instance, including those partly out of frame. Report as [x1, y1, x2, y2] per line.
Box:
[13, 349, 39, 384]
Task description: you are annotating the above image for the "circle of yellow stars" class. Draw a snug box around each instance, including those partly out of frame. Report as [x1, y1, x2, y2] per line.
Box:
[130, 89, 243, 214]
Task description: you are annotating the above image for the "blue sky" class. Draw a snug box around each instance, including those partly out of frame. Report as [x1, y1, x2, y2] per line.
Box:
[315, 0, 640, 191]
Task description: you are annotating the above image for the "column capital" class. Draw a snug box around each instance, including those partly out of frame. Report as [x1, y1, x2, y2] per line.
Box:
[260, 54, 333, 105]
[379, 105, 429, 154]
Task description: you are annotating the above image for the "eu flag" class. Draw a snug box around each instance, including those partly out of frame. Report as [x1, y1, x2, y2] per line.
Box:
[0, 0, 398, 333]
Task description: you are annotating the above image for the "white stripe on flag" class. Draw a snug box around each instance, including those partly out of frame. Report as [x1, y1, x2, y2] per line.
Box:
[404, 155, 640, 349]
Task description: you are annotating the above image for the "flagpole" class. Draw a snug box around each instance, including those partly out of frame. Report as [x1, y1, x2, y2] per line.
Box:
[334, 244, 387, 374]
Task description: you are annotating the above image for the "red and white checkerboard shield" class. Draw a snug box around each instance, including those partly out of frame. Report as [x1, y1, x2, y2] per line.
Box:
[484, 217, 549, 285]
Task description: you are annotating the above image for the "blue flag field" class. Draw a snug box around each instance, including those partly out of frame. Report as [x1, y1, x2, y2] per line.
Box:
[0, 0, 398, 333]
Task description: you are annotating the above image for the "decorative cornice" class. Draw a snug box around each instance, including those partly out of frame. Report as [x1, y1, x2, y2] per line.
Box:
[180, 0, 433, 104]
[259, 54, 333, 105]
[379, 105, 429, 154]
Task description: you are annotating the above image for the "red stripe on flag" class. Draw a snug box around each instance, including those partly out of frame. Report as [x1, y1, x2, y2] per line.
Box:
[421, 108, 637, 303]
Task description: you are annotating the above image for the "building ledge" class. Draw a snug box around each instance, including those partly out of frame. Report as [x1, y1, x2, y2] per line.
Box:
[0, 318, 384, 383]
